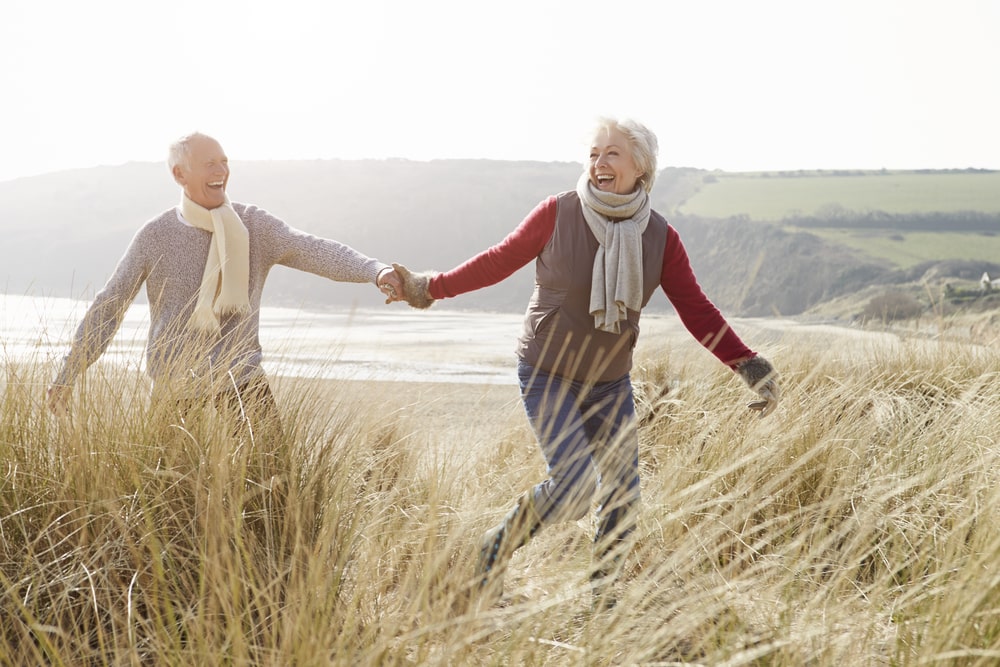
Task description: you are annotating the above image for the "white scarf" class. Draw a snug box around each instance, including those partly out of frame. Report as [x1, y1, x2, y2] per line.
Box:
[576, 172, 651, 333]
[180, 194, 251, 332]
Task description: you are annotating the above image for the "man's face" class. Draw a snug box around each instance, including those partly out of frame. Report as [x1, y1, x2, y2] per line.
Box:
[173, 135, 229, 209]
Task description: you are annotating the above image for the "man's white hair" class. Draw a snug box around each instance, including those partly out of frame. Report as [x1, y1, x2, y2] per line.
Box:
[167, 132, 213, 171]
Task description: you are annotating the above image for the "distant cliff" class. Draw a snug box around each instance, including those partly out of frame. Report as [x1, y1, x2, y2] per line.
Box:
[2, 160, 995, 317]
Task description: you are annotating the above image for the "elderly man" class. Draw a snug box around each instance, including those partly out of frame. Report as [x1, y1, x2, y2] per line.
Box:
[47, 132, 401, 433]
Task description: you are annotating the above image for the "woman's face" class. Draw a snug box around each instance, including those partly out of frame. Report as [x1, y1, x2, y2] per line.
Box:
[588, 127, 643, 195]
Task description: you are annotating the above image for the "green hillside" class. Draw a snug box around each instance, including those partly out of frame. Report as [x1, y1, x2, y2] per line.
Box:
[667, 170, 1000, 273]
[807, 229, 1000, 269]
[677, 170, 1000, 220]
[4, 162, 1000, 317]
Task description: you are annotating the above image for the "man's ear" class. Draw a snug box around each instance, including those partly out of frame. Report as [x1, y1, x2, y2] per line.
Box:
[172, 164, 186, 186]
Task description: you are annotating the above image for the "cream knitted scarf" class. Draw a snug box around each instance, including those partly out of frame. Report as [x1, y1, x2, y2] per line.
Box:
[180, 194, 251, 332]
[576, 172, 651, 333]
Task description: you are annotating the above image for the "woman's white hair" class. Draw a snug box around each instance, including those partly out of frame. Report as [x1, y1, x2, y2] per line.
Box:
[590, 117, 659, 192]
[167, 132, 212, 171]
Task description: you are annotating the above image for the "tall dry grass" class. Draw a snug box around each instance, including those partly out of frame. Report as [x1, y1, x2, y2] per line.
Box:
[3, 323, 1000, 665]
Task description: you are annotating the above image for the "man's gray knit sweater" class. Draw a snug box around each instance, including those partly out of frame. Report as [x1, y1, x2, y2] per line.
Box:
[54, 203, 389, 392]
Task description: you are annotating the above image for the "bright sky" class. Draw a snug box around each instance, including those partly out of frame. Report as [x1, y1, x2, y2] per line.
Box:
[2, 0, 997, 183]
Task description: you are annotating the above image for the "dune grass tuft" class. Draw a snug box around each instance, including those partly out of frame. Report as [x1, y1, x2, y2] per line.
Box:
[4, 324, 1000, 664]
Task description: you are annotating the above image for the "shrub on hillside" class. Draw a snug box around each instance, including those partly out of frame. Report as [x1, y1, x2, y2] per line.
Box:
[861, 291, 925, 323]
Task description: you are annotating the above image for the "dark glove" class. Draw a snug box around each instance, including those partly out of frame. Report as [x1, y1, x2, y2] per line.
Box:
[737, 355, 780, 418]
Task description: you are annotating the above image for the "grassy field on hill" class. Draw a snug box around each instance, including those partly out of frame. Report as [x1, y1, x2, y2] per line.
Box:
[677, 170, 1000, 220]
[806, 229, 1000, 269]
[671, 170, 1000, 274]
[5, 317, 1000, 664]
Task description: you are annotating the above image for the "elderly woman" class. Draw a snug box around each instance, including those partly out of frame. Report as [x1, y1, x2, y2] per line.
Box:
[392, 117, 779, 606]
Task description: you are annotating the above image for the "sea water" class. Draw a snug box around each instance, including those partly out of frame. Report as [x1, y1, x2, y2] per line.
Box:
[4, 293, 845, 388]
[0, 294, 525, 385]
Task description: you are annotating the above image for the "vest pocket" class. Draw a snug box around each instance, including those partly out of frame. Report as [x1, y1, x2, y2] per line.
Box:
[532, 306, 560, 337]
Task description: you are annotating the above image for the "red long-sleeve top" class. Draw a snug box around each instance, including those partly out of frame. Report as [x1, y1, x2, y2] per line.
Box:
[428, 196, 755, 369]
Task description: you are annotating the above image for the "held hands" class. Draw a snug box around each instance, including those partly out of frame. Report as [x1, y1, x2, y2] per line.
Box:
[376, 267, 404, 304]
[381, 262, 437, 309]
[736, 356, 780, 418]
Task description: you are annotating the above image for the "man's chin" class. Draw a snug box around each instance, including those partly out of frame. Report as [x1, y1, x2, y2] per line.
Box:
[202, 193, 227, 208]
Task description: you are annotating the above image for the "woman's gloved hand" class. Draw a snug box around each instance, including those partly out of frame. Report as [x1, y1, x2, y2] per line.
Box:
[737, 355, 780, 418]
[392, 262, 437, 309]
